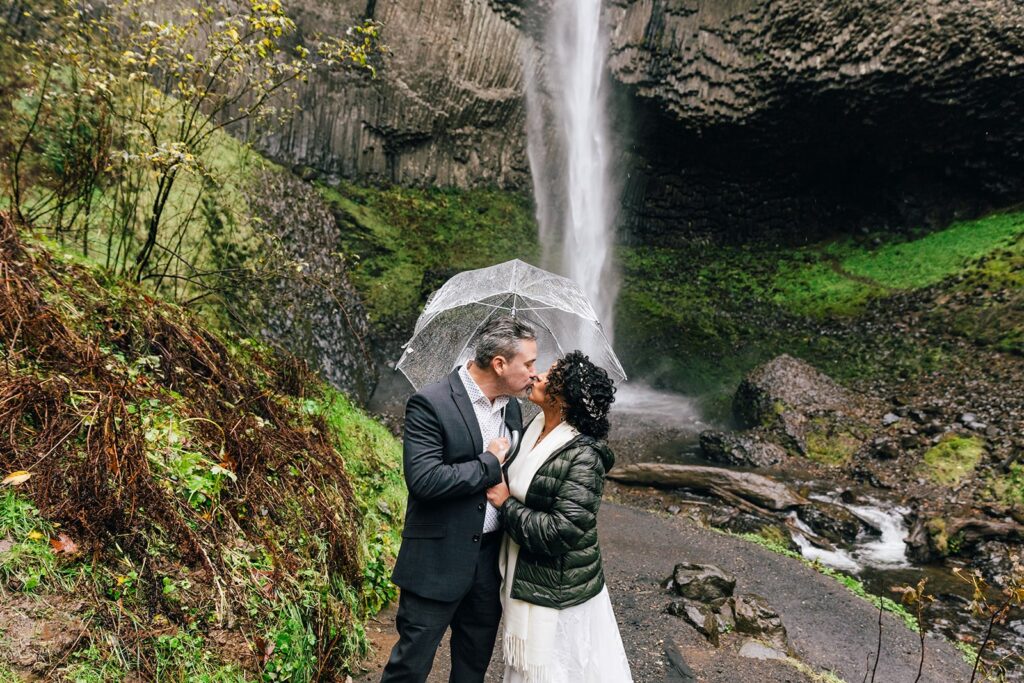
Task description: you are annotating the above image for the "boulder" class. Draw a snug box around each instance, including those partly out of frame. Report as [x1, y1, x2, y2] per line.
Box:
[732, 594, 789, 651]
[668, 563, 736, 604]
[699, 429, 787, 468]
[798, 500, 877, 545]
[732, 355, 860, 429]
[667, 600, 720, 646]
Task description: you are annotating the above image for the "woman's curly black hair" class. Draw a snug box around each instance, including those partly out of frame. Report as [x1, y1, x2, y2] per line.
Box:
[545, 350, 616, 440]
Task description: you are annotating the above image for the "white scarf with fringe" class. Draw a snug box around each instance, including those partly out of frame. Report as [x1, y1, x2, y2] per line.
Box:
[500, 414, 579, 683]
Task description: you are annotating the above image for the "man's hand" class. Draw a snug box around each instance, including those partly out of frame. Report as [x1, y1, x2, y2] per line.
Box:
[486, 437, 510, 464]
[487, 481, 510, 507]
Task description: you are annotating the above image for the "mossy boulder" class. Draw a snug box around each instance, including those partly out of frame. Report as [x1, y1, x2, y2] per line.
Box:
[733, 354, 870, 429]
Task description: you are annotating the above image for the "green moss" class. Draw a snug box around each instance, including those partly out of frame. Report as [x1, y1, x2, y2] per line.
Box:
[804, 419, 863, 466]
[772, 211, 1024, 317]
[737, 528, 801, 558]
[919, 436, 985, 486]
[926, 517, 951, 556]
[986, 463, 1024, 505]
[319, 182, 538, 335]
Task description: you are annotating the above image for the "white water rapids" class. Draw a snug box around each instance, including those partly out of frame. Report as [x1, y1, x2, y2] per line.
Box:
[790, 494, 912, 573]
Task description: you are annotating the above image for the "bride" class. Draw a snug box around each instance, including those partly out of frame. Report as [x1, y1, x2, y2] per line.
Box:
[486, 350, 633, 682]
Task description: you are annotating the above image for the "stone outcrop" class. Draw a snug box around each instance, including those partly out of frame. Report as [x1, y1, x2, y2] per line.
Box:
[247, 170, 377, 401]
[605, 0, 1024, 239]
[264, 0, 1024, 240]
[256, 0, 532, 189]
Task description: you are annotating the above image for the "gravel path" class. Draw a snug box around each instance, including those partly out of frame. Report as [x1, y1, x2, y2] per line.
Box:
[352, 502, 973, 682]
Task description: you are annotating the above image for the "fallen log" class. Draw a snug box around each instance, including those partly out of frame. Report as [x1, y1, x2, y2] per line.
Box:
[946, 517, 1024, 545]
[608, 463, 809, 511]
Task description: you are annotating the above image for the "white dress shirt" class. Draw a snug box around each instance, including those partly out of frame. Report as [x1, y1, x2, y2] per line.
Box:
[459, 364, 509, 533]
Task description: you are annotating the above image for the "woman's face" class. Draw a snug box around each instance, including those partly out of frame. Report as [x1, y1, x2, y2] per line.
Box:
[526, 361, 557, 407]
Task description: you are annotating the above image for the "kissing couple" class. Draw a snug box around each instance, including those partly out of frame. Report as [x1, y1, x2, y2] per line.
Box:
[381, 315, 633, 682]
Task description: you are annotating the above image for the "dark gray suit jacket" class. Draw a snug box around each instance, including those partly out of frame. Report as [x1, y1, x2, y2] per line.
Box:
[391, 369, 523, 602]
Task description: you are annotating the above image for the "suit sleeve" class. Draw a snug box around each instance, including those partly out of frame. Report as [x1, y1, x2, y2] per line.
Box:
[403, 393, 503, 502]
[500, 446, 604, 557]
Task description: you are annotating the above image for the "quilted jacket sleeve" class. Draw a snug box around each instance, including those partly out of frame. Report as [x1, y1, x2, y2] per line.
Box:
[500, 444, 606, 558]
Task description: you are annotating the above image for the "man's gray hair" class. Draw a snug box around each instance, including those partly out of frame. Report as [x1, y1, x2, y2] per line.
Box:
[473, 316, 536, 368]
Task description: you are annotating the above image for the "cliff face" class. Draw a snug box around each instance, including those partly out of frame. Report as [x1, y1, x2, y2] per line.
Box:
[270, 0, 1024, 239]
[606, 0, 1024, 240]
[259, 0, 532, 190]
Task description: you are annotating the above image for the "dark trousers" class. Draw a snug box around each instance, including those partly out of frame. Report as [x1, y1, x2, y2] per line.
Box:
[381, 532, 503, 683]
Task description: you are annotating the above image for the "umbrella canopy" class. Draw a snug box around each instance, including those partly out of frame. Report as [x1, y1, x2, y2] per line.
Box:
[395, 259, 626, 390]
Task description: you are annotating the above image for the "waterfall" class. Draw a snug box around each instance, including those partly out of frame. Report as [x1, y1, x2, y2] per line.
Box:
[524, 0, 618, 340]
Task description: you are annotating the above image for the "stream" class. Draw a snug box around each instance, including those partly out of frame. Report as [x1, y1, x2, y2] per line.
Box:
[608, 386, 1024, 679]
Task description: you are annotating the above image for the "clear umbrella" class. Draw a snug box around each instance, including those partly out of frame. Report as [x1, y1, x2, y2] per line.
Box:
[395, 259, 626, 390]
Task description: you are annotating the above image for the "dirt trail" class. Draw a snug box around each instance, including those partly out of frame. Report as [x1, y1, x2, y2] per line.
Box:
[352, 502, 971, 682]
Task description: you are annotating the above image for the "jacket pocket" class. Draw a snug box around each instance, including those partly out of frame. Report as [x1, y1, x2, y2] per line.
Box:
[402, 523, 447, 539]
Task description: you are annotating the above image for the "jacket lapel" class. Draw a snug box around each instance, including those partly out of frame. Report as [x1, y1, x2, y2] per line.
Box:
[502, 400, 525, 474]
[449, 369, 483, 454]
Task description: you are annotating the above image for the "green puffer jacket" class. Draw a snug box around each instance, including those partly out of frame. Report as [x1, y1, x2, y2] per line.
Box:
[499, 434, 615, 609]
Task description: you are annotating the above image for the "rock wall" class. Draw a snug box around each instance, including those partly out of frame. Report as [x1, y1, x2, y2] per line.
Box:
[267, 0, 1024, 240]
[257, 0, 532, 190]
[605, 0, 1024, 240]
[247, 170, 377, 402]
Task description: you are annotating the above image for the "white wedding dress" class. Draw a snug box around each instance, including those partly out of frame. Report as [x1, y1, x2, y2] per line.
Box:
[499, 415, 633, 683]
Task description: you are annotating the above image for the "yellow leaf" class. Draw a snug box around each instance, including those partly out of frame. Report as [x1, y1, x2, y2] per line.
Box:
[2, 471, 31, 486]
[27, 531, 44, 541]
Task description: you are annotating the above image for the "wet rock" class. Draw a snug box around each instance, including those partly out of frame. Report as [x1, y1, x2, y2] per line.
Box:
[732, 594, 789, 651]
[798, 501, 874, 545]
[668, 563, 736, 603]
[667, 600, 720, 645]
[870, 436, 901, 460]
[901, 433, 925, 450]
[664, 638, 699, 683]
[699, 429, 787, 467]
[248, 171, 375, 401]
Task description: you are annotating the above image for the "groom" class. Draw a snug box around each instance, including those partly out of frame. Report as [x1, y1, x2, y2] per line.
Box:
[381, 316, 538, 683]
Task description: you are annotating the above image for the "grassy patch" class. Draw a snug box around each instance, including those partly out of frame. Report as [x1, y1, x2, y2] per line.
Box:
[615, 209, 1024, 419]
[319, 182, 538, 336]
[0, 662, 19, 683]
[919, 436, 985, 486]
[0, 489, 72, 593]
[772, 212, 1024, 317]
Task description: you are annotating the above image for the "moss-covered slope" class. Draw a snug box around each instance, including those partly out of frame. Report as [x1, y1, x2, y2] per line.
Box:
[617, 209, 1024, 417]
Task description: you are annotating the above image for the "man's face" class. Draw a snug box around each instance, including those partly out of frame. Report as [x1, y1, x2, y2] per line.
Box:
[495, 338, 538, 397]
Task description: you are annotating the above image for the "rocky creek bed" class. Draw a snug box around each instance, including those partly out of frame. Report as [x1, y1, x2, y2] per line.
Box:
[602, 350, 1024, 679]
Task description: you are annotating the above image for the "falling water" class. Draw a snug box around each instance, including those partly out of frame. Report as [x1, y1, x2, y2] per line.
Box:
[524, 0, 617, 340]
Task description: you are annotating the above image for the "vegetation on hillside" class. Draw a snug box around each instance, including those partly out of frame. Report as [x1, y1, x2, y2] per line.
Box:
[0, 214, 404, 680]
[616, 210, 1024, 414]
[319, 181, 539, 341]
[1, 0, 382, 317]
